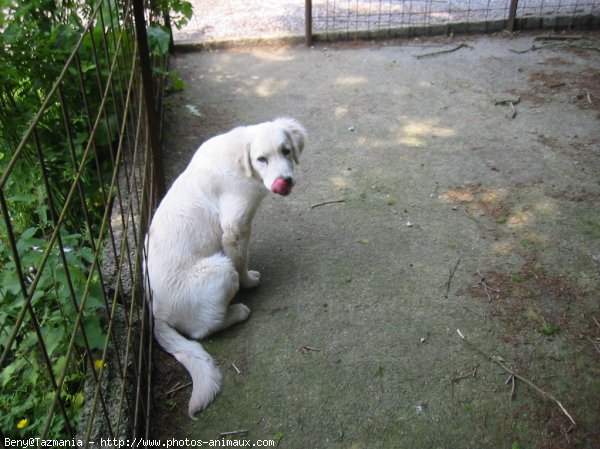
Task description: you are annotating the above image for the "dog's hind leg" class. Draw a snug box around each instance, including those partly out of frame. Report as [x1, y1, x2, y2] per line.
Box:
[180, 253, 251, 340]
[206, 303, 251, 335]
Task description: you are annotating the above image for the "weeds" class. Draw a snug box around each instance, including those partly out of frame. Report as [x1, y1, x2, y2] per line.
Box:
[0, 0, 191, 438]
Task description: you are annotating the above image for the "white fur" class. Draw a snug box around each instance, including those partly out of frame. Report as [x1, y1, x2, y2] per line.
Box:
[145, 118, 306, 418]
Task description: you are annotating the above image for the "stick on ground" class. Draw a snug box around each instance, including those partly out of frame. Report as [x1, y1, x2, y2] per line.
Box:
[456, 329, 576, 426]
[310, 199, 346, 209]
[414, 43, 471, 59]
[445, 257, 461, 298]
[218, 430, 249, 438]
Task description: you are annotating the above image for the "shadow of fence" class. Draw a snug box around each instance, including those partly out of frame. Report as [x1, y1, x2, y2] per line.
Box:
[0, 0, 166, 444]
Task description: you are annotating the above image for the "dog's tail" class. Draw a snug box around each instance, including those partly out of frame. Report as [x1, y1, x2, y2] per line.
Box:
[154, 318, 222, 419]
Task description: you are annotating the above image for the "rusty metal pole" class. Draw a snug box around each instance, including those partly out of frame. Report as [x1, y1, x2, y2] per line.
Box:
[305, 0, 313, 46]
[133, 0, 166, 204]
[507, 0, 519, 32]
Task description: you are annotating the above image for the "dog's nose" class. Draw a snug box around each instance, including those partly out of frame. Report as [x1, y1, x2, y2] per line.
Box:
[271, 177, 294, 196]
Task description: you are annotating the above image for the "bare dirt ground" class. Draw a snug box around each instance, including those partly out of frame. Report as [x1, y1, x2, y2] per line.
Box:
[152, 33, 600, 448]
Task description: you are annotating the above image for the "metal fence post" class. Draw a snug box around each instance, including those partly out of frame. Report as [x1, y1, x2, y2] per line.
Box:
[306, 0, 313, 46]
[133, 0, 166, 205]
[507, 0, 519, 32]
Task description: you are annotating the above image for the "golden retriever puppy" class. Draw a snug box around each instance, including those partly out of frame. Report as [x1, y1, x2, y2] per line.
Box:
[145, 118, 306, 418]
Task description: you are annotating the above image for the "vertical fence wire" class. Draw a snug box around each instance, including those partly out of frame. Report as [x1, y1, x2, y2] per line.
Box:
[0, 0, 166, 444]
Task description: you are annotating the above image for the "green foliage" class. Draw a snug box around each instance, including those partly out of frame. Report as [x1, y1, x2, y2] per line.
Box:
[159, 0, 193, 29]
[0, 230, 106, 438]
[0, 0, 192, 439]
[148, 26, 172, 56]
[539, 325, 560, 336]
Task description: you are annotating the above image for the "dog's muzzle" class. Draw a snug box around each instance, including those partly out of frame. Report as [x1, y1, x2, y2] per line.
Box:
[271, 177, 293, 196]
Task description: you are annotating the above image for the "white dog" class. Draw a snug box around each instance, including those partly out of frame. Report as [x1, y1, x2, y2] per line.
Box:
[145, 118, 306, 418]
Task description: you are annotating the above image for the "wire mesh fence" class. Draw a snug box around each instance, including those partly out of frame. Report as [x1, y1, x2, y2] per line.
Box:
[172, 0, 599, 47]
[0, 0, 166, 444]
[311, 0, 600, 40]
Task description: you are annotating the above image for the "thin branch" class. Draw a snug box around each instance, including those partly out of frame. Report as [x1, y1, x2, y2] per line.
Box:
[414, 42, 471, 59]
[445, 257, 461, 298]
[587, 336, 600, 355]
[218, 430, 249, 438]
[300, 345, 320, 353]
[476, 270, 500, 302]
[310, 199, 346, 209]
[456, 329, 576, 426]
[165, 381, 192, 396]
[451, 364, 479, 383]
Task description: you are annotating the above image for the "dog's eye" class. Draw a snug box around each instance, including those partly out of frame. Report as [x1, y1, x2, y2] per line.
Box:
[257, 156, 268, 164]
[282, 147, 291, 157]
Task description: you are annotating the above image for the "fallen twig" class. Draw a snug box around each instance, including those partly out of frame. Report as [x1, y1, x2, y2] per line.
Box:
[476, 270, 500, 302]
[414, 42, 471, 59]
[590, 317, 600, 354]
[505, 374, 516, 400]
[463, 305, 487, 319]
[232, 363, 241, 374]
[165, 381, 193, 396]
[510, 40, 600, 54]
[451, 364, 479, 383]
[218, 430, 249, 438]
[534, 35, 584, 41]
[508, 42, 567, 53]
[587, 336, 600, 355]
[445, 257, 461, 298]
[300, 345, 320, 353]
[310, 199, 346, 209]
[456, 329, 576, 426]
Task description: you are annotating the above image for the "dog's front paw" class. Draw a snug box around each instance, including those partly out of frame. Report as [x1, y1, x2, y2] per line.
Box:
[240, 270, 260, 289]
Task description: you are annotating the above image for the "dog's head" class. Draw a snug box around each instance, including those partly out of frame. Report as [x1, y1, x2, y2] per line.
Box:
[241, 118, 306, 196]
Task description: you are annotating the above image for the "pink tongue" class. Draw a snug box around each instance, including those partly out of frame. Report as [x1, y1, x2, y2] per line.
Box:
[271, 178, 292, 196]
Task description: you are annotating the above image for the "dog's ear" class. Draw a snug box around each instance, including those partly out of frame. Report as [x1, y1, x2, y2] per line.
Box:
[277, 118, 306, 165]
[239, 143, 253, 177]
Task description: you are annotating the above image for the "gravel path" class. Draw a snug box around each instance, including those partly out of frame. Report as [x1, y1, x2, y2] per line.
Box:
[172, 0, 599, 44]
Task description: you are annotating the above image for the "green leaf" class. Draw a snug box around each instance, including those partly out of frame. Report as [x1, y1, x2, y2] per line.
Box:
[42, 326, 66, 357]
[169, 72, 186, 92]
[53, 355, 68, 379]
[82, 315, 106, 350]
[70, 392, 85, 414]
[147, 26, 171, 56]
[7, 194, 36, 203]
[0, 361, 20, 388]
